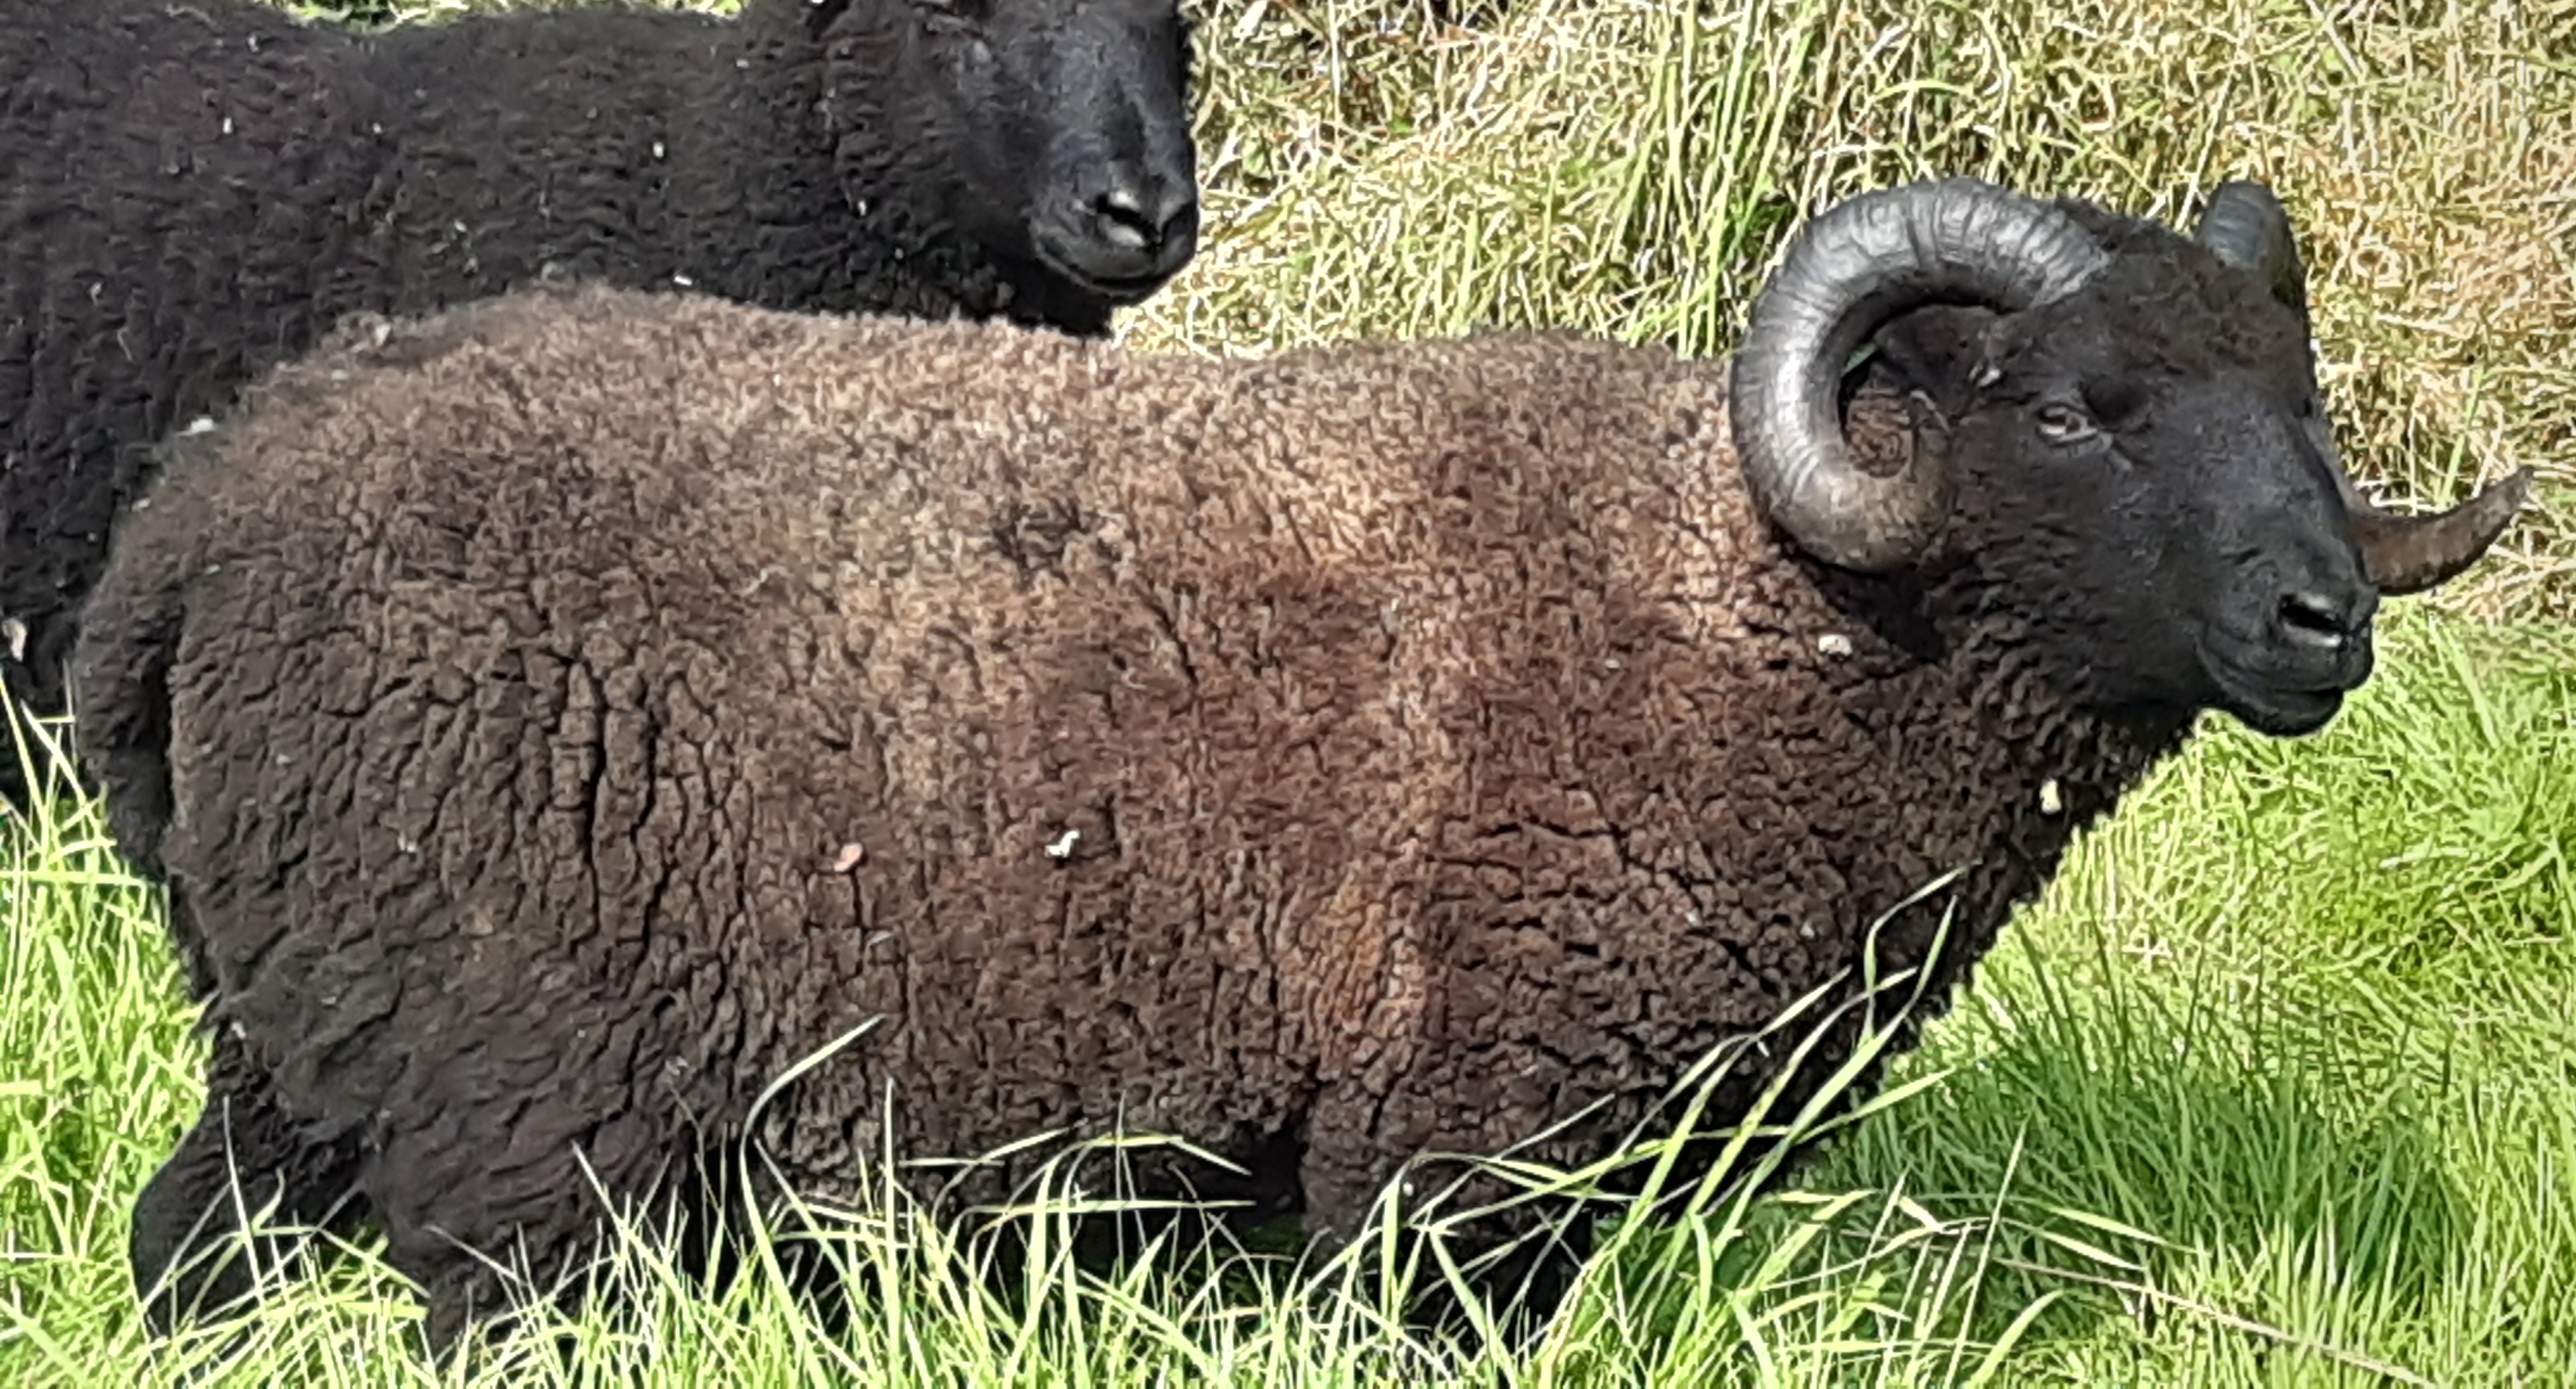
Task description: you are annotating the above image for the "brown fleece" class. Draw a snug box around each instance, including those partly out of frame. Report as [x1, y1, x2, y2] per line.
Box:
[77, 284, 2190, 1339]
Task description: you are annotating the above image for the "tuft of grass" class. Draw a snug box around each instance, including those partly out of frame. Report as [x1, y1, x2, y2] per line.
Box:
[1796, 607, 2576, 1383]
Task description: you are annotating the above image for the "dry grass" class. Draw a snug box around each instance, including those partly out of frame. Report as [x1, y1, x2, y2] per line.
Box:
[1127, 0, 2576, 618]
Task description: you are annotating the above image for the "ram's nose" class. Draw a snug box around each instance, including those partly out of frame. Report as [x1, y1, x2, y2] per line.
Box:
[2272, 582, 2376, 654]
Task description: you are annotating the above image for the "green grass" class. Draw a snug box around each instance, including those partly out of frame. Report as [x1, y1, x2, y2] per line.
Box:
[3, 609, 2570, 1386]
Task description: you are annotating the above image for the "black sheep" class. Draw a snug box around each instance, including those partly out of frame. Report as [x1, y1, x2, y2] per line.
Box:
[74, 179, 2529, 1343]
[0, 0, 1199, 804]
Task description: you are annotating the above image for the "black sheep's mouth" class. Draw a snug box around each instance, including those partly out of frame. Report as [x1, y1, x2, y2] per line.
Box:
[1033, 239, 1178, 304]
[1028, 205, 1199, 305]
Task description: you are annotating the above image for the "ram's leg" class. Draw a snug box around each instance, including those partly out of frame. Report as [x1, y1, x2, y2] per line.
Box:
[1300, 1074, 1598, 1335]
[365, 1086, 694, 1355]
[130, 1028, 366, 1335]
[1299, 1087, 1417, 1255]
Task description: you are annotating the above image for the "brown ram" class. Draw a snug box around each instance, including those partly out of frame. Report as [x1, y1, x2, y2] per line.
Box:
[75, 178, 2526, 1341]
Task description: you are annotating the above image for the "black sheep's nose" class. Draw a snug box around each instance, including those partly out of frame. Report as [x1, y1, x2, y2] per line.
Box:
[1037, 164, 1199, 298]
[2275, 582, 2377, 650]
[1082, 173, 1197, 268]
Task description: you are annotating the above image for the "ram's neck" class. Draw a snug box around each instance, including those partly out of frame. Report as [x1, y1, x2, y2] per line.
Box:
[1795, 565, 2198, 1004]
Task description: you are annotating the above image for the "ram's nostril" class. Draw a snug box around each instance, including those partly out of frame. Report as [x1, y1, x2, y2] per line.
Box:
[2277, 589, 2352, 644]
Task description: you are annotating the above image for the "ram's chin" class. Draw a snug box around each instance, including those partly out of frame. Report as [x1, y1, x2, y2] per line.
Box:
[2212, 681, 2347, 738]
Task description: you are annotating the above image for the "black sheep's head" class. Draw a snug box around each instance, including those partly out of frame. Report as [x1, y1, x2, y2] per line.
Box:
[1729, 177, 2531, 737]
[806, 0, 1202, 306]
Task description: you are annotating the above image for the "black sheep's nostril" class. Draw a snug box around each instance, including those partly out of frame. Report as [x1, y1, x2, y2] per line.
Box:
[2277, 589, 2353, 645]
[1048, 175, 1197, 290]
[1092, 188, 1159, 253]
[1085, 178, 1196, 261]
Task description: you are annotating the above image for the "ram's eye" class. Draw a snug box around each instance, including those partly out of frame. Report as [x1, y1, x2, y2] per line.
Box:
[2035, 401, 2097, 444]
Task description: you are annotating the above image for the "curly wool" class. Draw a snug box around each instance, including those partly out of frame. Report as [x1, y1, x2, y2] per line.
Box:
[1, 0, 1170, 788]
[78, 282, 2200, 1335]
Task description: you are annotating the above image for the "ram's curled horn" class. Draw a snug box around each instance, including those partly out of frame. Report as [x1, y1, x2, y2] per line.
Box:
[2194, 179, 2534, 595]
[1731, 177, 2112, 572]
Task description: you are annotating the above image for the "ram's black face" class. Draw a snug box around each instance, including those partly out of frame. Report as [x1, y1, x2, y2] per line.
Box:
[816, 0, 1200, 305]
[1737, 180, 2523, 733]
[1868, 249, 2378, 737]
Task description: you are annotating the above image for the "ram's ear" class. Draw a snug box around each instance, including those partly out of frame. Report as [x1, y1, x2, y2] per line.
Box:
[1827, 305, 1999, 479]
[1861, 304, 2003, 419]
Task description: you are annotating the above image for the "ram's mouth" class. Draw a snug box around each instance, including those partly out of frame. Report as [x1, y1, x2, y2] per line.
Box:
[2197, 629, 2371, 737]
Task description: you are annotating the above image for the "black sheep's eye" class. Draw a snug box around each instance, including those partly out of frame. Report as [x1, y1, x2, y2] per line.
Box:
[2035, 401, 2097, 444]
